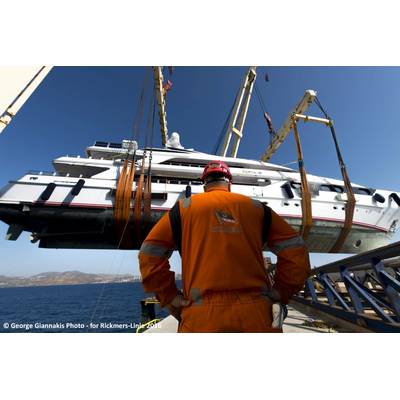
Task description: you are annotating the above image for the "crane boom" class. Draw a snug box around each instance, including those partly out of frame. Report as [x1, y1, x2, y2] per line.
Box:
[0, 66, 52, 134]
[219, 67, 257, 158]
[153, 66, 168, 146]
[260, 89, 317, 161]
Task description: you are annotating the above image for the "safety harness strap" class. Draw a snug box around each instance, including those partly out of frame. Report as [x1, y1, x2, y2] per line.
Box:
[262, 203, 272, 246]
[169, 201, 182, 255]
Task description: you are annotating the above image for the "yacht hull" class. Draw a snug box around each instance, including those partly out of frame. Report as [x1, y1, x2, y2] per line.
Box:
[1, 146, 399, 253]
[0, 202, 393, 253]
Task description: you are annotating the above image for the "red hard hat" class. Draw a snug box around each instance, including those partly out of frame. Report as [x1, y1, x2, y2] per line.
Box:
[201, 161, 232, 183]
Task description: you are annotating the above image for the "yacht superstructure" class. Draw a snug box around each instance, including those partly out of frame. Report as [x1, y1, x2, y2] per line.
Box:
[0, 139, 399, 253]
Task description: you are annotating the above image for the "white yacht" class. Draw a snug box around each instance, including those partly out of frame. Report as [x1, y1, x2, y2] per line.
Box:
[0, 138, 399, 253]
[1, 67, 399, 253]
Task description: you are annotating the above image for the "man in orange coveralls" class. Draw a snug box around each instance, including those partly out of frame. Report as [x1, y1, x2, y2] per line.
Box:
[139, 161, 310, 332]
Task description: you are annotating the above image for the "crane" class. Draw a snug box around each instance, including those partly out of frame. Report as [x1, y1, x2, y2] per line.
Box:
[219, 67, 257, 158]
[0, 66, 52, 134]
[260, 89, 317, 161]
[153, 66, 169, 147]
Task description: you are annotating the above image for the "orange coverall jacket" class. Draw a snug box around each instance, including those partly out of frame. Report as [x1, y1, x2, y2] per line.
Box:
[139, 187, 310, 332]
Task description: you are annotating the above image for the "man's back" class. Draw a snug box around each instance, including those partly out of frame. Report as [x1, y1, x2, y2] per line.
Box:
[179, 186, 267, 296]
[139, 160, 310, 332]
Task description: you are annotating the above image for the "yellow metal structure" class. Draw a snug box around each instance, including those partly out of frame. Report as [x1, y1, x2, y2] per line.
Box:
[260, 91, 356, 253]
[0, 66, 52, 134]
[219, 67, 257, 158]
[153, 66, 168, 146]
[261, 90, 317, 162]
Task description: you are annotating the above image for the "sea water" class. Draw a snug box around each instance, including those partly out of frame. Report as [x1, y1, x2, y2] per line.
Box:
[0, 282, 168, 333]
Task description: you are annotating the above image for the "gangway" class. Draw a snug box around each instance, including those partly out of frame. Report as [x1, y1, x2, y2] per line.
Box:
[293, 240, 400, 332]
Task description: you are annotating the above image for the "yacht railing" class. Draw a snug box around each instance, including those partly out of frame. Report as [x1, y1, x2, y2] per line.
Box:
[27, 170, 85, 178]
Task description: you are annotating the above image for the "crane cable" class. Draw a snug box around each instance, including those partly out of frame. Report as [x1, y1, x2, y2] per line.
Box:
[90, 69, 152, 325]
[212, 88, 239, 155]
[314, 96, 356, 253]
[133, 87, 156, 243]
[254, 81, 276, 144]
[114, 68, 151, 248]
[143, 92, 156, 225]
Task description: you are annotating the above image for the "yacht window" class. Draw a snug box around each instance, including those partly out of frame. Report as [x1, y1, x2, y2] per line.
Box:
[331, 185, 344, 193]
[257, 179, 271, 186]
[319, 185, 331, 192]
[290, 182, 301, 190]
[352, 187, 373, 195]
[152, 193, 167, 200]
[94, 141, 108, 147]
[319, 184, 344, 193]
[160, 160, 246, 169]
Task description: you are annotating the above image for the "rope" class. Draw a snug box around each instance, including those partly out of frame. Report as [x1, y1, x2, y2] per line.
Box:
[143, 89, 157, 225]
[132, 67, 151, 144]
[90, 68, 151, 327]
[254, 81, 268, 114]
[314, 96, 356, 253]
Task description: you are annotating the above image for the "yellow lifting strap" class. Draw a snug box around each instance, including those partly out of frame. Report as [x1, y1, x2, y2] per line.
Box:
[114, 157, 135, 248]
[311, 97, 356, 253]
[329, 161, 356, 253]
[114, 158, 128, 226]
[291, 118, 312, 241]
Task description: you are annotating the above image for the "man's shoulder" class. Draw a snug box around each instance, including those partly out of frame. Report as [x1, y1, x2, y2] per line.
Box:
[197, 190, 263, 206]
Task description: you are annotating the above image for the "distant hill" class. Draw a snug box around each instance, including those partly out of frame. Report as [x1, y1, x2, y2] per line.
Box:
[0, 271, 139, 288]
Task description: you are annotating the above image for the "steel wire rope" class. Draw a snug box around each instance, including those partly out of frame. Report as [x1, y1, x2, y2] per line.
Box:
[91, 71, 155, 327]
[254, 81, 276, 144]
[88, 68, 152, 329]
[313, 96, 355, 253]
[212, 88, 239, 155]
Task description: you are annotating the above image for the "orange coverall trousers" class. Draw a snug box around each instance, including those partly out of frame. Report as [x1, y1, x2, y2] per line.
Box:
[178, 290, 282, 333]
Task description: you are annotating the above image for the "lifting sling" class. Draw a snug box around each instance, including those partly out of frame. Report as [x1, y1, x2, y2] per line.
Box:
[314, 97, 356, 253]
[114, 153, 136, 248]
[113, 68, 159, 249]
[291, 117, 312, 241]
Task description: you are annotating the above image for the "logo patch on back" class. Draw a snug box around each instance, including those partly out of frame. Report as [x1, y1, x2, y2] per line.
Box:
[212, 210, 242, 233]
[215, 210, 237, 225]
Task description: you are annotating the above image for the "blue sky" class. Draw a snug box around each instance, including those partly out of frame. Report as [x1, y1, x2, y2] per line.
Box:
[1, 66, 400, 276]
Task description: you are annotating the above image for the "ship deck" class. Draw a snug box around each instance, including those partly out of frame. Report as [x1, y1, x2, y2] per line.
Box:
[143, 302, 349, 333]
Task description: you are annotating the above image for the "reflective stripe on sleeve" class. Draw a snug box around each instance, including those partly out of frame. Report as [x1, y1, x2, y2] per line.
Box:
[139, 242, 173, 258]
[270, 236, 305, 255]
